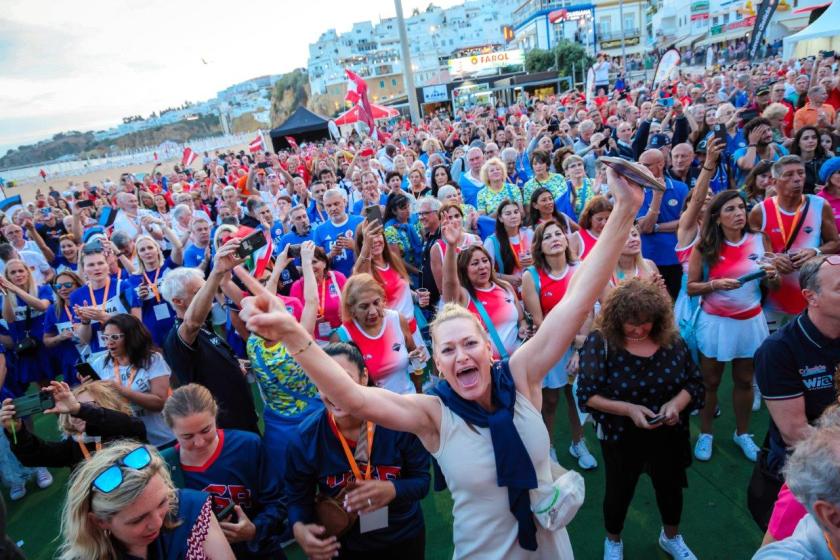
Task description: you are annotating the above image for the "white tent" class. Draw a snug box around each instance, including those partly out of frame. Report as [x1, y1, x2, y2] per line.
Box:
[783, 1, 840, 59]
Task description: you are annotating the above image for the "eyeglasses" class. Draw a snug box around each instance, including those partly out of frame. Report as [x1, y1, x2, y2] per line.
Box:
[92, 446, 152, 494]
[54, 281, 76, 289]
[101, 333, 125, 342]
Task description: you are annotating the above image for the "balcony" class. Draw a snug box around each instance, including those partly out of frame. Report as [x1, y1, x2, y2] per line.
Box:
[597, 27, 641, 42]
[513, 0, 580, 28]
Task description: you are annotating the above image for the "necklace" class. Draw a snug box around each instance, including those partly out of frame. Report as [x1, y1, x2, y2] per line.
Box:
[625, 334, 649, 342]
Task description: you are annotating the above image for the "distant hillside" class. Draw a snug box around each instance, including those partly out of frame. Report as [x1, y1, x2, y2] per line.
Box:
[269, 68, 334, 125]
[0, 115, 223, 169]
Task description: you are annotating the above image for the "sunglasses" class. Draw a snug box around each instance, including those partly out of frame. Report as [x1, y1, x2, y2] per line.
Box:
[92, 446, 152, 494]
[83, 244, 105, 255]
[54, 281, 76, 289]
[101, 333, 125, 342]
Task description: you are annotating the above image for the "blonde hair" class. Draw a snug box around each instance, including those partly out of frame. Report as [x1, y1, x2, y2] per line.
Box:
[340, 273, 385, 323]
[163, 383, 218, 428]
[762, 102, 789, 121]
[135, 235, 164, 274]
[429, 302, 489, 349]
[2, 259, 38, 320]
[213, 224, 238, 249]
[58, 441, 179, 560]
[58, 381, 134, 435]
[479, 157, 507, 187]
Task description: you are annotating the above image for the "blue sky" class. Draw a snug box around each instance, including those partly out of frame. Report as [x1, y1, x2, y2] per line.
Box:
[0, 0, 462, 157]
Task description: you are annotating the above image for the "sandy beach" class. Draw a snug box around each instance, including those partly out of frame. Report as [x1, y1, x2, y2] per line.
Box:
[5, 141, 250, 204]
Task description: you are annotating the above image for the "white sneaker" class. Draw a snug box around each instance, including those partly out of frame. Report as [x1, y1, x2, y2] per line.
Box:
[694, 433, 713, 461]
[569, 440, 598, 470]
[658, 528, 697, 560]
[733, 432, 760, 462]
[35, 468, 53, 489]
[549, 446, 559, 463]
[603, 537, 623, 560]
[752, 385, 762, 412]
[9, 484, 25, 501]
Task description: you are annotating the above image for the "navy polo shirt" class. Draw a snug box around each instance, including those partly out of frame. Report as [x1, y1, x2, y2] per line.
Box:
[755, 312, 840, 475]
[636, 177, 688, 266]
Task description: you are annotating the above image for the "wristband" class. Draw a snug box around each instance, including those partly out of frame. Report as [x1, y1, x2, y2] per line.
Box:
[703, 166, 715, 171]
[80, 320, 91, 325]
[289, 339, 313, 357]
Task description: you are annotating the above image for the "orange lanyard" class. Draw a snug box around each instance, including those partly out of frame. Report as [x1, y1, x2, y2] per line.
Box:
[63, 305, 74, 326]
[318, 278, 327, 318]
[113, 361, 137, 388]
[76, 437, 102, 461]
[142, 267, 162, 303]
[509, 232, 530, 270]
[773, 196, 805, 248]
[329, 414, 374, 481]
[825, 533, 840, 559]
[88, 276, 111, 310]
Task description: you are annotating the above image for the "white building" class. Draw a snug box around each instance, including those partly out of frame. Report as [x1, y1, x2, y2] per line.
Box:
[307, 0, 519, 96]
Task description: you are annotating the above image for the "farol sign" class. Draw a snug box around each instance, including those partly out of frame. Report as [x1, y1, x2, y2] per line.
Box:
[448, 50, 524, 77]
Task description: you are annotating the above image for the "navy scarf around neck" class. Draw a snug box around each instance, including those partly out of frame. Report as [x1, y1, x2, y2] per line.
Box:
[431, 359, 539, 551]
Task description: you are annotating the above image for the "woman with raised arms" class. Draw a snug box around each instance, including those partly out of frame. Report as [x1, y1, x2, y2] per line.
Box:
[234, 168, 645, 559]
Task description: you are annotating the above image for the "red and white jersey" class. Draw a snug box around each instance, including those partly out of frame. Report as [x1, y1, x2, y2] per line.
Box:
[466, 283, 520, 359]
[339, 309, 412, 394]
[701, 232, 765, 319]
[376, 264, 415, 330]
[757, 195, 825, 315]
[675, 234, 698, 276]
[535, 264, 577, 314]
[576, 229, 599, 261]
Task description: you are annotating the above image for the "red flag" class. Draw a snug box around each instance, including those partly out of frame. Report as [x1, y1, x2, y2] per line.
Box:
[284, 136, 299, 150]
[248, 133, 264, 153]
[344, 69, 376, 139]
[181, 147, 197, 168]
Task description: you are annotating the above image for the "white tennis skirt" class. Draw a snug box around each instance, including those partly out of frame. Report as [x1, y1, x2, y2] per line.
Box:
[696, 310, 769, 362]
[543, 346, 575, 389]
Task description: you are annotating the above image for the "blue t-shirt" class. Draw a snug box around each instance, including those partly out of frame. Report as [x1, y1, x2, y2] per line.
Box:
[307, 201, 328, 227]
[351, 194, 388, 215]
[127, 259, 177, 347]
[313, 215, 364, 277]
[262, 220, 286, 247]
[51, 255, 79, 275]
[68, 274, 134, 354]
[458, 172, 483, 207]
[636, 177, 688, 266]
[276, 229, 314, 265]
[731, 144, 789, 188]
[3, 285, 54, 341]
[182, 243, 207, 268]
[42, 303, 84, 383]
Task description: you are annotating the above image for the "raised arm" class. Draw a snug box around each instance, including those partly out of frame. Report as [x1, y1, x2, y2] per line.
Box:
[678, 139, 723, 243]
[440, 223, 467, 305]
[299, 241, 319, 334]
[510, 169, 643, 399]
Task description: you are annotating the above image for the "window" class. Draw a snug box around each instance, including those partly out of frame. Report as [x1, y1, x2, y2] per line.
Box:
[391, 79, 397, 86]
[380, 80, 385, 88]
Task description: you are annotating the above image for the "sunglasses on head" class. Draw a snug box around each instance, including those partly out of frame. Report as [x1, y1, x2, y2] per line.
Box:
[91, 446, 152, 494]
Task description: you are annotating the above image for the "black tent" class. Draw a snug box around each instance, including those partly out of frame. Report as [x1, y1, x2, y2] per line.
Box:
[269, 106, 330, 151]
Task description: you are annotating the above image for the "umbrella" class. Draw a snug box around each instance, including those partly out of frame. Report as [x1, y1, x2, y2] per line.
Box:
[334, 103, 399, 125]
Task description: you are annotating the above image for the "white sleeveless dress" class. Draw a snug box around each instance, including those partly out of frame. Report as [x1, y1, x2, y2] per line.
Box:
[432, 393, 575, 559]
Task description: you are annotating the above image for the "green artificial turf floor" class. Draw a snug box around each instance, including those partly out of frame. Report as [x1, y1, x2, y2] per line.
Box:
[6, 372, 765, 559]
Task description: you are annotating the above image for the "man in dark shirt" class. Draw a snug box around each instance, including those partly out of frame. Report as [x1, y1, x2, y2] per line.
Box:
[416, 196, 442, 310]
[751, 255, 840, 530]
[161, 239, 259, 433]
[34, 209, 67, 255]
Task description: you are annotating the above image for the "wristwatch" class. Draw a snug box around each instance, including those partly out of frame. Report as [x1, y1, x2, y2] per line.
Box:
[653, 223, 660, 233]
[814, 247, 823, 257]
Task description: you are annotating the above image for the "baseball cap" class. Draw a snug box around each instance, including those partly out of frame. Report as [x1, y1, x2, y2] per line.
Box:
[648, 133, 671, 149]
[755, 86, 770, 96]
[359, 148, 374, 158]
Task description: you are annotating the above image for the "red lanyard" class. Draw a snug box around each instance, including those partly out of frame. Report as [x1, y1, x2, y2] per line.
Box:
[329, 414, 374, 481]
[88, 276, 111, 310]
[773, 195, 805, 248]
[113, 361, 137, 388]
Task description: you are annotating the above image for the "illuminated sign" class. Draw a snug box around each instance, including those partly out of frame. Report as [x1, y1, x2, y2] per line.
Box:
[447, 49, 525, 77]
[422, 85, 448, 103]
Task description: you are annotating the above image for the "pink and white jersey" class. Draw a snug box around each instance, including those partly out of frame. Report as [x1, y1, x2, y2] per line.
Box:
[339, 309, 412, 394]
[576, 229, 599, 260]
[758, 195, 825, 315]
[376, 264, 415, 329]
[702, 232, 765, 319]
[675, 234, 698, 275]
[435, 233, 481, 258]
[536, 264, 577, 314]
[466, 283, 520, 359]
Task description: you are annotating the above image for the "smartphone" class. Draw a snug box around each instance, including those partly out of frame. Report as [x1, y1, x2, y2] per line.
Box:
[659, 97, 675, 108]
[75, 362, 101, 382]
[215, 502, 236, 521]
[713, 123, 728, 145]
[823, 50, 836, 59]
[286, 244, 302, 259]
[647, 414, 665, 425]
[257, 162, 269, 169]
[236, 230, 268, 259]
[736, 269, 767, 284]
[12, 392, 55, 418]
[77, 200, 94, 209]
[365, 205, 383, 226]
[599, 136, 610, 148]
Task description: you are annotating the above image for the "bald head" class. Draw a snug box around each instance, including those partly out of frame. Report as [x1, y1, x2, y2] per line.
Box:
[671, 143, 694, 173]
[639, 149, 665, 179]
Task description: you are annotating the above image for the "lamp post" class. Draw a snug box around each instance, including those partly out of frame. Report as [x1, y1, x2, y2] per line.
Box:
[618, 0, 627, 64]
[395, 0, 421, 125]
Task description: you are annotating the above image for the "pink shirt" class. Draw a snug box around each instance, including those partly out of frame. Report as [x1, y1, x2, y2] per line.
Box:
[702, 233, 765, 319]
[290, 271, 346, 341]
[818, 189, 840, 232]
[768, 483, 807, 541]
[466, 283, 520, 359]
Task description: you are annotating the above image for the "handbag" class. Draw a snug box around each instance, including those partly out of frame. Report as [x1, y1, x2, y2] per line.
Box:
[14, 307, 38, 357]
[530, 468, 585, 531]
[314, 485, 358, 539]
[679, 261, 708, 364]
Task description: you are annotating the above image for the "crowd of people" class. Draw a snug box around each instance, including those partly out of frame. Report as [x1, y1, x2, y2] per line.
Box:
[0, 50, 837, 559]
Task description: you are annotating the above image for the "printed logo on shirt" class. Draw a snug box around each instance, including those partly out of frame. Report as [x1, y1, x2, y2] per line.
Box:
[391, 342, 403, 353]
[202, 484, 252, 511]
[325, 465, 403, 489]
[668, 199, 678, 207]
[800, 364, 832, 391]
[748, 253, 760, 261]
[804, 226, 814, 234]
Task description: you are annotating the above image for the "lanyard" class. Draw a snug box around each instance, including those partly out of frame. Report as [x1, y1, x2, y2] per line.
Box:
[773, 195, 805, 248]
[88, 276, 111, 310]
[318, 278, 327, 318]
[63, 304, 74, 326]
[825, 533, 840, 560]
[329, 414, 374, 482]
[113, 361, 137, 388]
[142, 267, 162, 303]
[75, 436, 102, 461]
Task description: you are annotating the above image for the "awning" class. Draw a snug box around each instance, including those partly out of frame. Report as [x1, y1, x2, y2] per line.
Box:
[793, 1, 830, 14]
[696, 28, 750, 47]
[676, 32, 707, 48]
[779, 15, 810, 30]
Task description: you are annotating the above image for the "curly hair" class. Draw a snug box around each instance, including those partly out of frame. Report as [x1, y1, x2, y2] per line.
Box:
[102, 314, 155, 370]
[594, 278, 678, 349]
